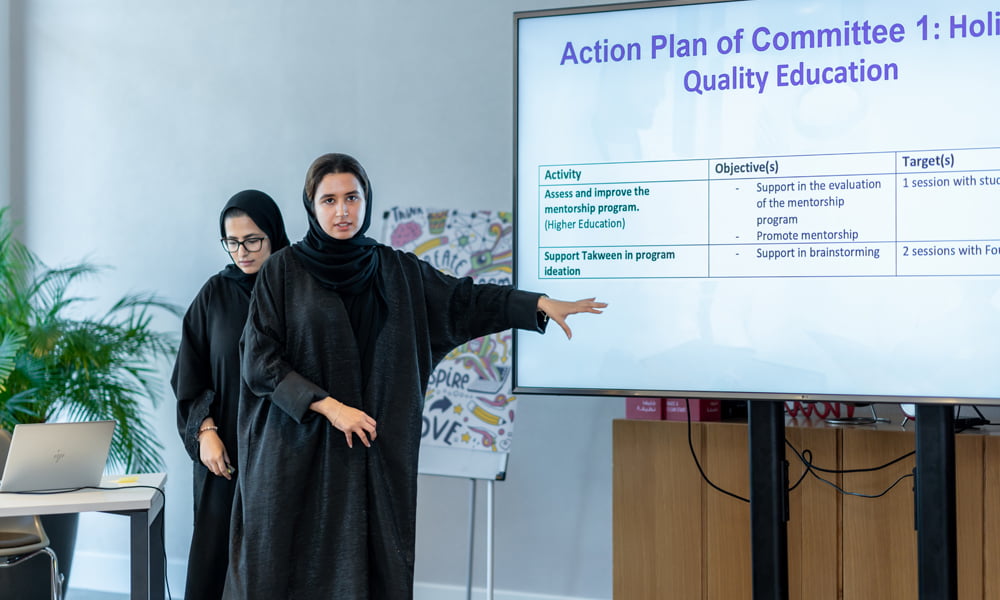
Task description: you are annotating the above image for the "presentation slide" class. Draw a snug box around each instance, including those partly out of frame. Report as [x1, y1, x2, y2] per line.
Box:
[514, 0, 1000, 402]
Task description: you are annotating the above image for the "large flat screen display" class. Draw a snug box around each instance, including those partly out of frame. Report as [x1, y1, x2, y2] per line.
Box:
[514, 0, 1000, 403]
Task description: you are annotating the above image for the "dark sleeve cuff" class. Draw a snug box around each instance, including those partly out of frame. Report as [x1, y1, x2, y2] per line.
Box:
[183, 390, 214, 461]
[271, 371, 329, 424]
[507, 290, 548, 333]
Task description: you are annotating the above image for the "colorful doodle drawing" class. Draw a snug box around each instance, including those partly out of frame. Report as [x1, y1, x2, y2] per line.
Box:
[390, 220, 422, 247]
[476, 394, 514, 409]
[427, 396, 453, 413]
[467, 367, 510, 395]
[467, 402, 507, 426]
[387, 208, 514, 283]
[466, 426, 497, 449]
[384, 207, 518, 454]
[414, 236, 448, 256]
[467, 221, 513, 279]
[447, 334, 509, 384]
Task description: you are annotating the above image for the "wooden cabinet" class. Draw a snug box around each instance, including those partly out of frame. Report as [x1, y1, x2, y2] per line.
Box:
[613, 419, 994, 599]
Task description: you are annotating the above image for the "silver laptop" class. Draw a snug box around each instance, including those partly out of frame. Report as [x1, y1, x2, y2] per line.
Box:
[0, 421, 116, 493]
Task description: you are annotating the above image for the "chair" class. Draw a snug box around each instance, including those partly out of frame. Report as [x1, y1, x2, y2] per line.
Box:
[0, 429, 63, 600]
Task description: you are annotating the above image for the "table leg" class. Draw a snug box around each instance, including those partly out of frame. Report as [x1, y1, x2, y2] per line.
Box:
[150, 505, 165, 600]
[129, 510, 149, 600]
[129, 509, 158, 600]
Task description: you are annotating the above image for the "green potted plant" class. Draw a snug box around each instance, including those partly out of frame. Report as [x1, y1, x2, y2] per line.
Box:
[0, 206, 180, 595]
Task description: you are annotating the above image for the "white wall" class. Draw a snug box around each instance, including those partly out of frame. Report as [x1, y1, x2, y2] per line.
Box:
[1, 0, 10, 212]
[10, 2, 623, 598]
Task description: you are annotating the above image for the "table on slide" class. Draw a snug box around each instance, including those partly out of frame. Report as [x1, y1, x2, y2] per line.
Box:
[537, 147, 1000, 280]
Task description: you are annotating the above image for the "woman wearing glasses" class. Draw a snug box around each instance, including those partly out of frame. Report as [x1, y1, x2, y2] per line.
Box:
[172, 189, 289, 600]
[223, 154, 605, 599]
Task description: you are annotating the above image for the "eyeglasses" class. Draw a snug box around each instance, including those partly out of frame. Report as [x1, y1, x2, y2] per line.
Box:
[221, 237, 268, 253]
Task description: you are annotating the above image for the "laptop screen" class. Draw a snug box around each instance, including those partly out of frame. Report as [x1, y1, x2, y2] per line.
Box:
[0, 421, 116, 493]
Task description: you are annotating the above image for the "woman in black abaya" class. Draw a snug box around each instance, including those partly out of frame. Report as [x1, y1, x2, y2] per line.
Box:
[224, 153, 604, 599]
[172, 189, 289, 600]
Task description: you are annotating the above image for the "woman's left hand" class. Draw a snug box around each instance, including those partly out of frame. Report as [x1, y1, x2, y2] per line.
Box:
[537, 296, 607, 339]
[311, 396, 377, 448]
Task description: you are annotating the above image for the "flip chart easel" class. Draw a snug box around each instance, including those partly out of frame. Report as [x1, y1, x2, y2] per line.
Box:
[382, 207, 517, 600]
[419, 447, 508, 600]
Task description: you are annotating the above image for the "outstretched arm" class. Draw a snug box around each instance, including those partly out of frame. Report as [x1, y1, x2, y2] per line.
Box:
[537, 296, 607, 339]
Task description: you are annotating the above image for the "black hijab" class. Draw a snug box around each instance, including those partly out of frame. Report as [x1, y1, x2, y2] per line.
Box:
[290, 155, 381, 294]
[290, 153, 385, 385]
[218, 189, 290, 293]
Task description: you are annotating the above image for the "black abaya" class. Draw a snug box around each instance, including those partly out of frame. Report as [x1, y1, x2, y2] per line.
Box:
[171, 271, 248, 600]
[224, 246, 545, 600]
[172, 188, 288, 600]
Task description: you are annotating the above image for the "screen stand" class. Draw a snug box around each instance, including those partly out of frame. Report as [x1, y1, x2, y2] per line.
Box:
[825, 403, 890, 426]
[748, 400, 789, 600]
[914, 404, 957, 600]
[463, 478, 496, 600]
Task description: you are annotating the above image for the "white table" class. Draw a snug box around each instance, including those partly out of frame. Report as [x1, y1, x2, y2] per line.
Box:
[0, 472, 166, 600]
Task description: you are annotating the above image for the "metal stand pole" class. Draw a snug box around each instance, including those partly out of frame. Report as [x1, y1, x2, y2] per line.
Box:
[748, 400, 789, 600]
[915, 404, 957, 600]
[466, 478, 476, 600]
[486, 479, 495, 600]
[462, 477, 497, 600]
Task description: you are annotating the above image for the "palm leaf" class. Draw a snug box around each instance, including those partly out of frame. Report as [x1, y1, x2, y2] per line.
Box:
[107, 291, 185, 320]
[0, 207, 179, 470]
[0, 390, 40, 430]
[0, 332, 23, 391]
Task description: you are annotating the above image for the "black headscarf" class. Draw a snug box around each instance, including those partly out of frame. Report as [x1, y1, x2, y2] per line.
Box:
[290, 153, 386, 386]
[290, 155, 381, 294]
[218, 189, 290, 292]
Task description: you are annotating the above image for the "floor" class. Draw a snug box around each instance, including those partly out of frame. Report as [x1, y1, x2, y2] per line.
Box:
[66, 590, 130, 600]
[1, 568, 134, 600]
